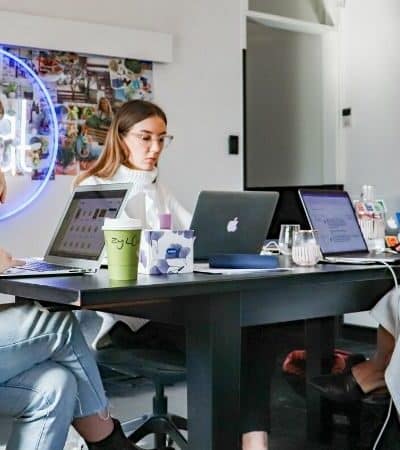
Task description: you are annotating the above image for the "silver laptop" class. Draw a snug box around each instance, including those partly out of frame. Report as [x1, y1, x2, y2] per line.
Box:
[191, 190, 279, 261]
[1, 183, 132, 277]
[299, 189, 400, 263]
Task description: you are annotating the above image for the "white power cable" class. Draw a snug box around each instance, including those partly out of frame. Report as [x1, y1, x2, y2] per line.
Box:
[372, 398, 393, 450]
[377, 260, 399, 290]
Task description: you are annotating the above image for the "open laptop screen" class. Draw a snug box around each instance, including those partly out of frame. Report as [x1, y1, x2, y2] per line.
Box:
[48, 190, 127, 260]
[299, 190, 368, 255]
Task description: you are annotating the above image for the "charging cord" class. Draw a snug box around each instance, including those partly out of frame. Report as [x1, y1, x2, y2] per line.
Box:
[261, 240, 280, 255]
[372, 398, 393, 450]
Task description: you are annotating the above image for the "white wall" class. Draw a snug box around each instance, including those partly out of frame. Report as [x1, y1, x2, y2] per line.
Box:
[341, 0, 400, 328]
[245, 22, 324, 187]
[0, 0, 243, 256]
[341, 0, 400, 214]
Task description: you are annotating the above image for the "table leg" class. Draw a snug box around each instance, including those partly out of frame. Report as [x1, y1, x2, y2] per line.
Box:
[185, 292, 241, 450]
[305, 317, 336, 442]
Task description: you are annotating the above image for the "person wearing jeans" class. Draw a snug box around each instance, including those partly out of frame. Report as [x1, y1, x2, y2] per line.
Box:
[0, 174, 141, 450]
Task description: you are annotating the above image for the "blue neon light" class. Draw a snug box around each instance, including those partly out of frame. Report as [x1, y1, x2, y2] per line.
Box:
[0, 48, 58, 221]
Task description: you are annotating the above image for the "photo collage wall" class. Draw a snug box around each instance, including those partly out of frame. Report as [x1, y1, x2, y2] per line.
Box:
[0, 45, 154, 180]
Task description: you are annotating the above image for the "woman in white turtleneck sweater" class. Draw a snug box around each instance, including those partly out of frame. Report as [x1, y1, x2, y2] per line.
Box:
[75, 100, 273, 450]
[80, 165, 190, 231]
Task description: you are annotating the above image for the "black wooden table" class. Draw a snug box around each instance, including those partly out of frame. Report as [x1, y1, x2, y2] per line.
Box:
[0, 263, 395, 449]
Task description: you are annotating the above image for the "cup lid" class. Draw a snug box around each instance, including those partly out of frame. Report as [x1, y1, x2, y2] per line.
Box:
[102, 217, 142, 230]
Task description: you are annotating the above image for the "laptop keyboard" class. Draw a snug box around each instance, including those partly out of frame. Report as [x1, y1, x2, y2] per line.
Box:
[20, 261, 76, 272]
[337, 252, 370, 258]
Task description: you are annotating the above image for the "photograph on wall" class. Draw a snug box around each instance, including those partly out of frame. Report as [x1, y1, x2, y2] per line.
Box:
[0, 50, 53, 181]
[29, 135, 55, 180]
[0, 45, 154, 178]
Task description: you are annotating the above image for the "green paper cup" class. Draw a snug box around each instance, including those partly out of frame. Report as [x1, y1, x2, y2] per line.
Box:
[102, 218, 142, 281]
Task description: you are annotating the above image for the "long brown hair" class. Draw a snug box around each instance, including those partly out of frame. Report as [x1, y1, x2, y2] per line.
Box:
[74, 100, 167, 186]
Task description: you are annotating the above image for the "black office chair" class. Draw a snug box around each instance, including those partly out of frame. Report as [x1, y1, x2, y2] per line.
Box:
[96, 347, 188, 450]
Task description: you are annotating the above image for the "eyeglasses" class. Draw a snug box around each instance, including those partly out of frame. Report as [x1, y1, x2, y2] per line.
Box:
[130, 132, 174, 149]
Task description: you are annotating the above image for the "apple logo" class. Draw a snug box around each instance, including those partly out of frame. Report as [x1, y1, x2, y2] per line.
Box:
[227, 217, 239, 233]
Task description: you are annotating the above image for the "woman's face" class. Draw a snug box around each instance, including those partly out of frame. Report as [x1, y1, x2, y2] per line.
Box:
[99, 98, 110, 114]
[123, 115, 167, 171]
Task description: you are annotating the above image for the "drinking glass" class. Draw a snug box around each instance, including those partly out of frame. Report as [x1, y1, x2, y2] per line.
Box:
[292, 230, 321, 266]
[278, 224, 301, 255]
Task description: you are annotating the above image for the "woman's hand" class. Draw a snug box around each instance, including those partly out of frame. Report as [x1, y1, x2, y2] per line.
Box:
[0, 248, 24, 273]
[0, 171, 6, 203]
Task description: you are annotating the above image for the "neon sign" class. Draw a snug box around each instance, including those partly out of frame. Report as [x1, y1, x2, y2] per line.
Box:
[0, 48, 58, 221]
[1, 100, 37, 175]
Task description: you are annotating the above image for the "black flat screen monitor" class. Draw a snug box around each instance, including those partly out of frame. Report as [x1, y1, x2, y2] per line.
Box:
[246, 184, 344, 239]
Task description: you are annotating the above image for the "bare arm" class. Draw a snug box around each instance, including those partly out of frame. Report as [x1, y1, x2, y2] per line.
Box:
[0, 175, 24, 272]
[0, 171, 6, 203]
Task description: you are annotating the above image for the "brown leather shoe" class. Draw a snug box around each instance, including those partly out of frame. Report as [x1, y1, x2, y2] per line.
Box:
[85, 419, 142, 450]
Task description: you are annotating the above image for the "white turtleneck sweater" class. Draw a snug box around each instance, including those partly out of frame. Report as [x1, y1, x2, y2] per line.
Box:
[79, 165, 192, 344]
[80, 165, 191, 230]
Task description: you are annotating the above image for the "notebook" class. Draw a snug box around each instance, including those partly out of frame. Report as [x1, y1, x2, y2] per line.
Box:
[1, 183, 132, 277]
[190, 190, 279, 261]
[298, 189, 400, 263]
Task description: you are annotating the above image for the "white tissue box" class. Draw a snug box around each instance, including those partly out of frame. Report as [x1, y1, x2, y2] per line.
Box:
[138, 229, 194, 274]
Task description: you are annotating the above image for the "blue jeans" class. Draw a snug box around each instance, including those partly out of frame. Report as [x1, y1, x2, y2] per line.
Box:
[0, 302, 108, 450]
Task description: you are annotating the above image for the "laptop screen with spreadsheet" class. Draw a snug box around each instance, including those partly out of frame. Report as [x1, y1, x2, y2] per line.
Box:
[299, 190, 368, 256]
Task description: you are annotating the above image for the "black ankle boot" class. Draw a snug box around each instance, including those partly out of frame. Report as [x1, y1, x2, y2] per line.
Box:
[85, 419, 141, 450]
[310, 372, 364, 403]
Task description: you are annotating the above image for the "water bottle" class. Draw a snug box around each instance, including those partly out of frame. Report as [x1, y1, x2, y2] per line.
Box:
[354, 185, 385, 252]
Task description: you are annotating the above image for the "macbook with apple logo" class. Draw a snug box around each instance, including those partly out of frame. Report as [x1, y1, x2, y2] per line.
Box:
[190, 190, 279, 261]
